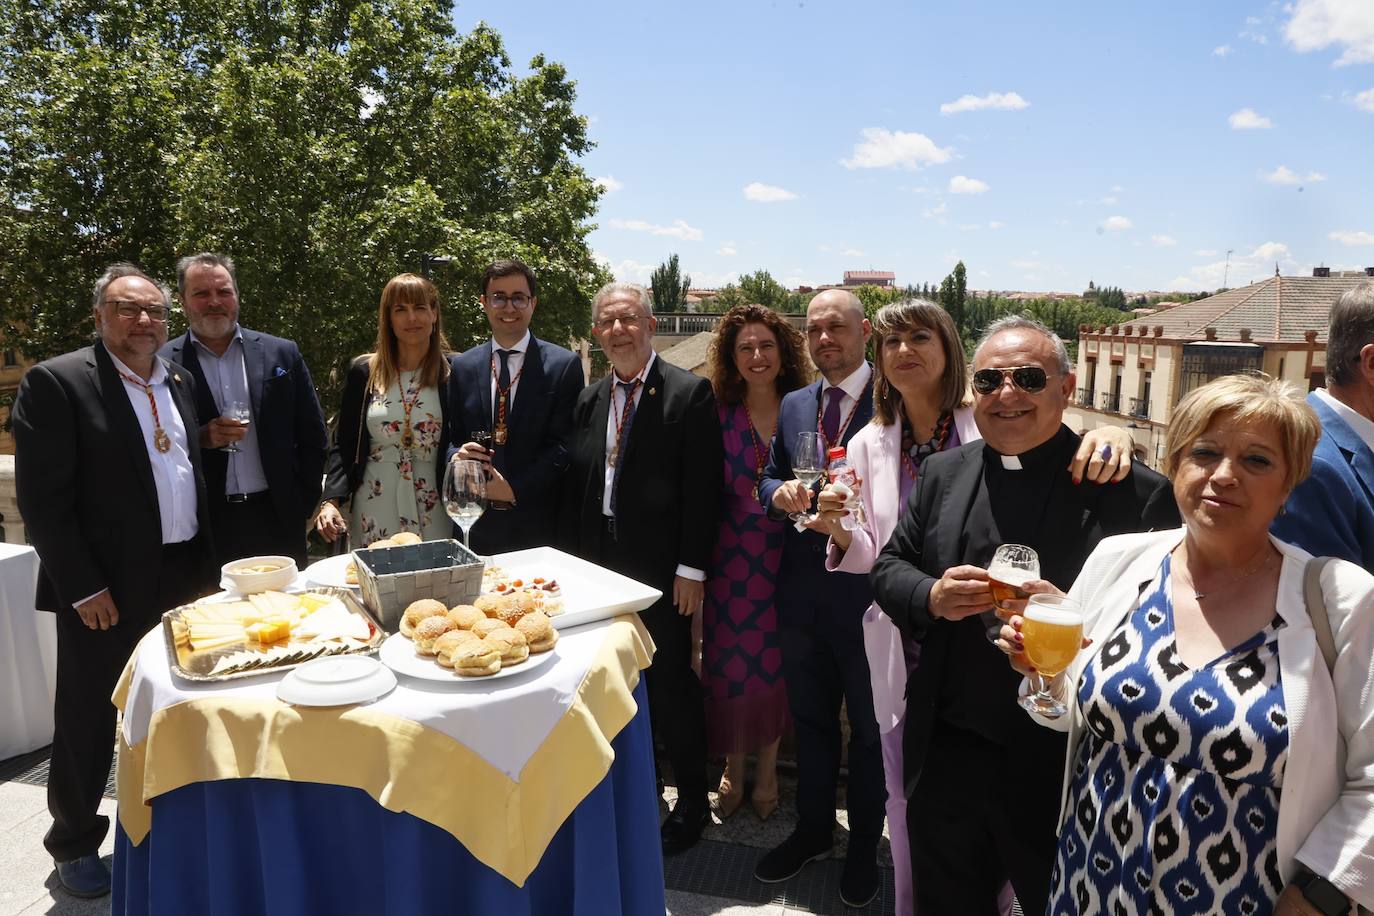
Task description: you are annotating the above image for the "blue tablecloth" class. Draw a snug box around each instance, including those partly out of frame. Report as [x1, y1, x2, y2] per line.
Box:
[112, 680, 664, 915]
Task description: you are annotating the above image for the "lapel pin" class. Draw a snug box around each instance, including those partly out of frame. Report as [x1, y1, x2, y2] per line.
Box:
[173, 373, 182, 382]
[648, 387, 657, 396]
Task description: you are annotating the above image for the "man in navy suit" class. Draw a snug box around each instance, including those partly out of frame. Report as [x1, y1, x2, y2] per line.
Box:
[754, 289, 885, 907]
[448, 259, 584, 554]
[161, 253, 328, 567]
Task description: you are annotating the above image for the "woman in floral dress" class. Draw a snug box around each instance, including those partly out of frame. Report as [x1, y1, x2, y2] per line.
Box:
[701, 304, 811, 820]
[318, 273, 453, 547]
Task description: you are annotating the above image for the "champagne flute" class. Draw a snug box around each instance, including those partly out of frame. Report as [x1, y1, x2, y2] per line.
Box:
[221, 399, 251, 453]
[984, 543, 1040, 642]
[790, 431, 825, 523]
[1018, 594, 1085, 719]
[444, 458, 487, 551]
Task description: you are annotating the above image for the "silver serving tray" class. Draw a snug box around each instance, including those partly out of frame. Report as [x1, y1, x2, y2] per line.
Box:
[161, 586, 385, 683]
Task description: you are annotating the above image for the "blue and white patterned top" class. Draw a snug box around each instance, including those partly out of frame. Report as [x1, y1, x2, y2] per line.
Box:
[1049, 554, 1289, 916]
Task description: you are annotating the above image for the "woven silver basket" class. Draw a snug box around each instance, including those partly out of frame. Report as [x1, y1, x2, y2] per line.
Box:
[353, 539, 484, 633]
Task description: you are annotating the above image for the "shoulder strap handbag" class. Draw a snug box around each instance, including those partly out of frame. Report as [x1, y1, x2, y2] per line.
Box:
[1303, 556, 1338, 674]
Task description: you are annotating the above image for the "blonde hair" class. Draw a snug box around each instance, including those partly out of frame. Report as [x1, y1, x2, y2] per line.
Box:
[1163, 373, 1320, 493]
[871, 299, 970, 426]
[367, 273, 451, 395]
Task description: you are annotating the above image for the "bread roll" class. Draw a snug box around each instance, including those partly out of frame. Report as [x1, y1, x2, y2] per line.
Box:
[401, 599, 449, 637]
[473, 594, 503, 618]
[413, 615, 457, 654]
[471, 617, 504, 639]
[390, 532, 422, 545]
[447, 604, 485, 629]
[484, 626, 529, 666]
[516, 611, 557, 654]
[453, 640, 501, 677]
[434, 629, 481, 667]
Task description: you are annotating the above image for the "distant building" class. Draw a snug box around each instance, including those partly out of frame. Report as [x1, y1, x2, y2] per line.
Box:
[1067, 268, 1374, 468]
[842, 270, 895, 288]
[0, 336, 29, 455]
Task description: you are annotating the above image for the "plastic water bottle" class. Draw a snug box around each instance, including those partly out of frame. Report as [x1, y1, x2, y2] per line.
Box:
[826, 447, 866, 531]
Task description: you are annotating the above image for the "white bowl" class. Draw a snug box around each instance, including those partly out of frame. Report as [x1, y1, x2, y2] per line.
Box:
[221, 555, 298, 594]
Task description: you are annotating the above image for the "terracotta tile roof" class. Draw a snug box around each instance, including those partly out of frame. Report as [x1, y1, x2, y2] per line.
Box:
[843, 271, 895, 281]
[1121, 276, 1372, 344]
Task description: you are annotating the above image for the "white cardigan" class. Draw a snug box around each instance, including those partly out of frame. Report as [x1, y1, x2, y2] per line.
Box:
[1028, 528, 1374, 908]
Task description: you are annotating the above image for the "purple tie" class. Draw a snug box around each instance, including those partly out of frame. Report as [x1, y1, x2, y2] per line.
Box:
[822, 386, 844, 447]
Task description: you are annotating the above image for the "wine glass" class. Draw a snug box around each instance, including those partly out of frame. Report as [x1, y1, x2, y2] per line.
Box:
[984, 544, 1040, 642]
[1017, 594, 1085, 719]
[790, 431, 825, 523]
[444, 458, 487, 551]
[471, 429, 495, 451]
[221, 399, 251, 453]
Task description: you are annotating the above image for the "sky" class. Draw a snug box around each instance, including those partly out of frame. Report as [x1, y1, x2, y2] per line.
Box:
[451, 0, 1374, 295]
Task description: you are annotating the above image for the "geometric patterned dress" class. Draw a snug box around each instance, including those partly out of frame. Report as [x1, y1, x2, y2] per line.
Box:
[700, 402, 791, 755]
[1049, 554, 1289, 916]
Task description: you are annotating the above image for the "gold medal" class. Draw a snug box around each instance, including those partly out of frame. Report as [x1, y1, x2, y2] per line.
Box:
[494, 425, 508, 445]
[607, 445, 618, 467]
[154, 427, 172, 453]
[402, 426, 414, 449]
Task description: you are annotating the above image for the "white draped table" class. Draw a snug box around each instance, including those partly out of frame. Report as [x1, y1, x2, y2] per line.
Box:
[0, 543, 55, 760]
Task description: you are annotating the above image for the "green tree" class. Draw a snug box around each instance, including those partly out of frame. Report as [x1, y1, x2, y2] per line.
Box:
[649, 253, 691, 313]
[737, 269, 790, 311]
[711, 284, 746, 310]
[0, 0, 606, 412]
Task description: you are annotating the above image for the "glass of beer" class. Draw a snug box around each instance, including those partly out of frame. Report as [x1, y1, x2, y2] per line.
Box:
[1017, 594, 1085, 719]
[985, 543, 1039, 641]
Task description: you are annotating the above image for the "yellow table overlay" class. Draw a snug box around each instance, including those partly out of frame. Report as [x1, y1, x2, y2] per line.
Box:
[113, 615, 655, 887]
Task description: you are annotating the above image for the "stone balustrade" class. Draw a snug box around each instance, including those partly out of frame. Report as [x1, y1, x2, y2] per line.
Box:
[0, 455, 21, 544]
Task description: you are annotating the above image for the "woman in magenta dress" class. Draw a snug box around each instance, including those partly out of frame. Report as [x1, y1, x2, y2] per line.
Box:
[702, 304, 811, 820]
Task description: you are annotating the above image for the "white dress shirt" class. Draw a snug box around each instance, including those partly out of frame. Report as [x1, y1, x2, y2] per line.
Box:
[488, 330, 531, 420]
[190, 326, 269, 495]
[820, 361, 874, 444]
[601, 352, 704, 582]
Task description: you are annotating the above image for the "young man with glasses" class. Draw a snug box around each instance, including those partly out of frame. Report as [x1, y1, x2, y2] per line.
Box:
[446, 258, 584, 553]
[869, 315, 1179, 915]
[12, 263, 216, 898]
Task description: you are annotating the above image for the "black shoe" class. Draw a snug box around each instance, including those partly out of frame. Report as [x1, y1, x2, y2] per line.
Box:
[661, 800, 709, 856]
[55, 854, 111, 898]
[754, 829, 832, 883]
[839, 851, 880, 908]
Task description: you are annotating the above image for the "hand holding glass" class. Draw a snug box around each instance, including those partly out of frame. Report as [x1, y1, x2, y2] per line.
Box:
[444, 459, 487, 550]
[1017, 594, 1085, 719]
[790, 431, 825, 523]
[221, 400, 251, 453]
[985, 543, 1039, 641]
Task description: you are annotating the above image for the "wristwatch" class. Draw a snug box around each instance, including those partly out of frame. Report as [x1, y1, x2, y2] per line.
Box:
[1291, 869, 1351, 916]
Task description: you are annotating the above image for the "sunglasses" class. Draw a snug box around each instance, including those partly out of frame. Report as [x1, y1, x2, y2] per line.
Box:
[972, 365, 1049, 396]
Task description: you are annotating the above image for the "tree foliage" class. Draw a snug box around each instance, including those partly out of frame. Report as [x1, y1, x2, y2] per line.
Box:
[736, 269, 792, 313]
[0, 0, 607, 411]
[649, 253, 690, 313]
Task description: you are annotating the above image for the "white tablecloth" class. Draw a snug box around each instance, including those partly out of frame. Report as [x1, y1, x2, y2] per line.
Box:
[0, 543, 55, 760]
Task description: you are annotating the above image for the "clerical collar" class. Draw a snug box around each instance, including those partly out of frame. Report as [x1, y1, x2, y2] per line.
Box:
[983, 425, 1074, 473]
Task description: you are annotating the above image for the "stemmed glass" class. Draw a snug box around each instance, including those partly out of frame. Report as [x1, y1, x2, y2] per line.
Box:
[985, 543, 1040, 642]
[790, 431, 825, 523]
[444, 458, 487, 551]
[1017, 594, 1085, 719]
[221, 399, 251, 453]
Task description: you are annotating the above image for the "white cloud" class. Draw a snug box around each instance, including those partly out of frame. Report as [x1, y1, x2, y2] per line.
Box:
[948, 175, 990, 194]
[1103, 215, 1134, 232]
[1354, 88, 1374, 112]
[1110, 185, 1125, 193]
[988, 220, 1006, 229]
[597, 255, 657, 284]
[1229, 108, 1275, 129]
[594, 175, 623, 193]
[743, 181, 798, 203]
[1010, 258, 1041, 270]
[716, 242, 737, 256]
[841, 128, 954, 170]
[1213, 44, 1233, 56]
[922, 201, 948, 219]
[1169, 241, 1297, 290]
[1152, 234, 1178, 247]
[605, 218, 703, 241]
[1285, 0, 1374, 66]
[939, 91, 1030, 115]
[1262, 165, 1327, 185]
[1251, 241, 1291, 261]
[1331, 229, 1374, 246]
[842, 247, 865, 257]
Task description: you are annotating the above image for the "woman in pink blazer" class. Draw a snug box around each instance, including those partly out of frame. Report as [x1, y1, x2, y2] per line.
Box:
[816, 299, 1131, 915]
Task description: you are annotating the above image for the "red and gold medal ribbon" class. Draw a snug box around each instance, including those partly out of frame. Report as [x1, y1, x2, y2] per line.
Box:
[115, 366, 172, 453]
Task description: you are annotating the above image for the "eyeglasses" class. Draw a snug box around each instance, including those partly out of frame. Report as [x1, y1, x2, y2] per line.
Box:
[972, 365, 1049, 396]
[594, 313, 644, 333]
[107, 300, 171, 322]
[487, 293, 532, 309]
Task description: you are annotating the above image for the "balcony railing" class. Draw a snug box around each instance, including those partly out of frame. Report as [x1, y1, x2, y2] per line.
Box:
[1076, 387, 1095, 408]
[1128, 397, 1149, 419]
[1098, 392, 1120, 413]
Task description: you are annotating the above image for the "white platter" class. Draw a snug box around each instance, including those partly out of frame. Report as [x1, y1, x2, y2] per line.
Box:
[302, 554, 360, 590]
[485, 546, 662, 630]
[276, 655, 396, 706]
[378, 632, 557, 683]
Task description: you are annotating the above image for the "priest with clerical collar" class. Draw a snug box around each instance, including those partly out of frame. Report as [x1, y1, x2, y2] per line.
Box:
[870, 316, 1180, 916]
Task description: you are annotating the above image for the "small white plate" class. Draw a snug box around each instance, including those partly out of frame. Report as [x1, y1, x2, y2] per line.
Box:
[276, 655, 396, 706]
[219, 575, 304, 596]
[378, 632, 556, 683]
[302, 554, 360, 590]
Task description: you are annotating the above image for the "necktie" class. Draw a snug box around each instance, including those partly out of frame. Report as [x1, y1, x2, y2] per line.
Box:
[822, 386, 844, 447]
[609, 379, 640, 516]
[493, 348, 512, 428]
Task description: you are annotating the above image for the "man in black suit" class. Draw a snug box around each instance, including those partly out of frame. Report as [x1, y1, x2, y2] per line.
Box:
[448, 259, 583, 553]
[754, 289, 886, 907]
[870, 316, 1180, 916]
[161, 253, 327, 567]
[13, 263, 216, 898]
[558, 281, 723, 856]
